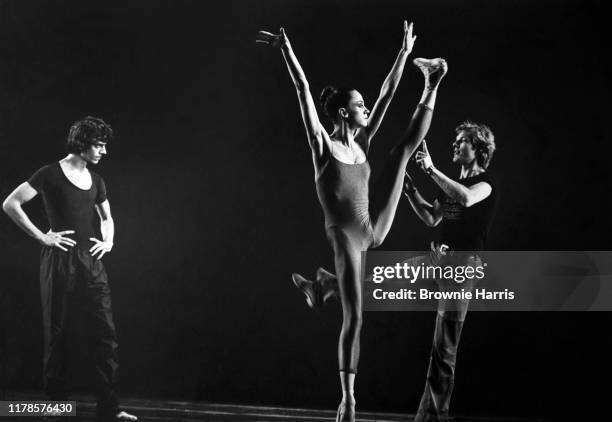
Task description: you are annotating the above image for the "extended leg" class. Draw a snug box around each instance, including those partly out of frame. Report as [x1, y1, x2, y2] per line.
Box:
[371, 58, 448, 247]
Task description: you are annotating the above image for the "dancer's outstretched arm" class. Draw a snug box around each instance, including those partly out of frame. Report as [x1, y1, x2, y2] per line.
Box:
[257, 28, 330, 160]
[403, 172, 443, 227]
[361, 21, 416, 149]
[416, 141, 492, 207]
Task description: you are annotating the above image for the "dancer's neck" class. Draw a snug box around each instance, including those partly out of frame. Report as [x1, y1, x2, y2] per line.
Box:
[330, 122, 359, 147]
[460, 161, 484, 179]
[61, 154, 88, 171]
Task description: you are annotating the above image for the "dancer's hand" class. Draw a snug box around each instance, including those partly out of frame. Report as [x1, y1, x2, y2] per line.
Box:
[256, 28, 290, 49]
[89, 237, 113, 260]
[401, 21, 417, 55]
[431, 240, 449, 258]
[39, 230, 76, 251]
[415, 140, 434, 172]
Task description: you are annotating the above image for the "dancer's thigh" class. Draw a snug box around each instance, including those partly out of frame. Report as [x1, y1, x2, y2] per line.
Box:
[326, 227, 363, 312]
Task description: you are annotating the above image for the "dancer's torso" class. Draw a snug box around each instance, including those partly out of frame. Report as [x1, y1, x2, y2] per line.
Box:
[315, 153, 372, 238]
[28, 162, 106, 250]
[437, 172, 498, 251]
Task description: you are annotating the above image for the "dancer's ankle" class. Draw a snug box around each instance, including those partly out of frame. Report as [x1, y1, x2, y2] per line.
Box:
[342, 390, 356, 404]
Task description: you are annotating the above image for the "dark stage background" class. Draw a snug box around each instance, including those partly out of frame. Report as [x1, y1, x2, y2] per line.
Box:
[0, 0, 610, 419]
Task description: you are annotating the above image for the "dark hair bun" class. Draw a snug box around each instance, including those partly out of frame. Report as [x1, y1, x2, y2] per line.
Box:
[319, 86, 338, 109]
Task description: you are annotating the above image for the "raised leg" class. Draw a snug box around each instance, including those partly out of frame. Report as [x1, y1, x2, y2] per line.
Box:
[371, 58, 448, 247]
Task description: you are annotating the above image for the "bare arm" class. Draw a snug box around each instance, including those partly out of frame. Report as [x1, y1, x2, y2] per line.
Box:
[362, 21, 416, 147]
[90, 200, 114, 260]
[403, 173, 443, 227]
[2, 182, 76, 250]
[257, 28, 329, 159]
[415, 141, 492, 207]
[429, 170, 492, 207]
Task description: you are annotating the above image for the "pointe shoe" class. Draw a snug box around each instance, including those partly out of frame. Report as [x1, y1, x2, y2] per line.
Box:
[316, 267, 339, 303]
[335, 400, 356, 422]
[413, 57, 448, 89]
[291, 273, 322, 308]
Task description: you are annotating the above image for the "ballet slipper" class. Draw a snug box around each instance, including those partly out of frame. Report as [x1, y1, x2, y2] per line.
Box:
[316, 267, 339, 303]
[291, 273, 322, 308]
[413, 58, 448, 90]
[335, 399, 356, 422]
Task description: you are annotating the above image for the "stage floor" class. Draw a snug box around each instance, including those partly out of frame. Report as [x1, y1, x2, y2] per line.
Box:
[1, 394, 548, 421]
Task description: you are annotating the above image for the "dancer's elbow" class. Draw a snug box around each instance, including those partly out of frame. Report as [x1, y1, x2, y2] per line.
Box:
[295, 79, 309, 93]
[2, 197, 17, 216]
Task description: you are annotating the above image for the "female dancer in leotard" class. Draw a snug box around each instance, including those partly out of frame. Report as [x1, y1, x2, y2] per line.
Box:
[257, 23, 447, 421]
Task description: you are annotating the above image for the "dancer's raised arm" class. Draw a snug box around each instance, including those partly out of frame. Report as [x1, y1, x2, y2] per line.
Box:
[360, 21, 416, 149]
[257, 28, 329, 158]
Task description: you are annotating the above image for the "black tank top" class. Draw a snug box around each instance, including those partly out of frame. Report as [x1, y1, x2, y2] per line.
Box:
[315, 154, 371, 231]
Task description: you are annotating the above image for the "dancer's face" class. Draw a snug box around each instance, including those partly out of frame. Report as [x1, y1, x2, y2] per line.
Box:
[452, 131, 476, 165]
[341, 90, 370, 129]
[81, 142, 107, 164]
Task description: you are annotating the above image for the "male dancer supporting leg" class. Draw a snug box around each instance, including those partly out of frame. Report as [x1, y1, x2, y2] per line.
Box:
[2, 117, 136, 422]
[404, 122, 498, 421]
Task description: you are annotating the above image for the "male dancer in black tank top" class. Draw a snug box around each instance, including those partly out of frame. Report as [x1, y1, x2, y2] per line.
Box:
[2, 117, 136, 422]
[404, 122, 498, 421]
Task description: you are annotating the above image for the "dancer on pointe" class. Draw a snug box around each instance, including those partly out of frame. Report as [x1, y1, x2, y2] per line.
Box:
[257, 22, 447, 421]
[2, 117, 137, 422]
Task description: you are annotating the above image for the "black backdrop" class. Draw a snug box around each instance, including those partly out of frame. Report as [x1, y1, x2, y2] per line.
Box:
[0, 0, 610, 419]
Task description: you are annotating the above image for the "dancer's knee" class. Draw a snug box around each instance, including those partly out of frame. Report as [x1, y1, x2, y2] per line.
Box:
[342, 312, 363, 332]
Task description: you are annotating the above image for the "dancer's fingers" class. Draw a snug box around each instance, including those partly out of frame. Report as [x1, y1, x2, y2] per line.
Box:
[57, 230, 75, 235]
[59, 236, 76, 245]
[257, 30, 275, 38]
[55, 243, 68, 252]
[422, 139, 429, 153]
[256, 31, 275, 43]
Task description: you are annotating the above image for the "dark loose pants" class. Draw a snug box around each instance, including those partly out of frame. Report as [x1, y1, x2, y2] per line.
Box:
[40, 246, 119, 417]
[415, 253, 482, 422]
